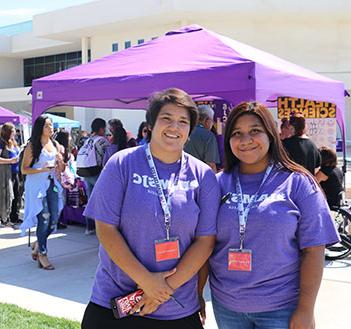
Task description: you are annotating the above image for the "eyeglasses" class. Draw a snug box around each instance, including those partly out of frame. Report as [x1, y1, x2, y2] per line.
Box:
[142, 129, 148, 133]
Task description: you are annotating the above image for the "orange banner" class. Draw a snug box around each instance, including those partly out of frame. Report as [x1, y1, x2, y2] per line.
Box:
[277, 97, 336, 119]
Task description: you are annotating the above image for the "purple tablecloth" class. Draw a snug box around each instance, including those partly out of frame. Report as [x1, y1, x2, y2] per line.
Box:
[61, 206, 85, 225]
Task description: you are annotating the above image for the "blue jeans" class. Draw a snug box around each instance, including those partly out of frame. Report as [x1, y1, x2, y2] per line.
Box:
[212, 295, 295, 329]
[84, 175, 99, 231]
[36, 179, 59, 254]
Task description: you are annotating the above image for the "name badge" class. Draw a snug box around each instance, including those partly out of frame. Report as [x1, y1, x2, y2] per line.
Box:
[228, 248, 252, 271]
[154, 238, 180, 262]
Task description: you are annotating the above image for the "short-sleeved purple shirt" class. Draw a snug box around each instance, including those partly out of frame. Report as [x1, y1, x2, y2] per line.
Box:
[209, 165, 339, 313]
[84, 146, 219, 320]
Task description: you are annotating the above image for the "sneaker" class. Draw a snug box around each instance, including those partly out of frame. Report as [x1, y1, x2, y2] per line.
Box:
[84, 229, 95, 235]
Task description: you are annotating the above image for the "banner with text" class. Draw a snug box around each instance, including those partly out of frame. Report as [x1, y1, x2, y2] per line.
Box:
[277, 97, 336, 149]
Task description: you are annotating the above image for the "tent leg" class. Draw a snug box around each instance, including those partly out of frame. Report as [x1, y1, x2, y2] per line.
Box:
[28, 228, 31, 247]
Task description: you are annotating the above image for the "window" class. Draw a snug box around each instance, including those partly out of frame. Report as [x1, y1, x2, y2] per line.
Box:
[137, 39, 144, 45]
[45, 63, 56, 75]
[151, 36, 158, 40]
[124, 41, 131, 49]
[67, 52, 78, 60]
[45, 55, 55, 64]
[23, 58, 34, 65]
[23, 51, 82, 87]
[34, 56, 44, 64]
[56, 53, 66, 61]
[112, 43, 118, 52]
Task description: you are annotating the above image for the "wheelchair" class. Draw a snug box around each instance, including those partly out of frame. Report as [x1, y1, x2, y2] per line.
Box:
[325, 192, 351, 260]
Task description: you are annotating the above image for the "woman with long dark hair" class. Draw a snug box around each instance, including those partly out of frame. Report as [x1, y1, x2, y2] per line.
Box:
[103, 119, 136, 166]
[55, 130, 71, 163]
[20, 115, 65, 270]
[200, 102, 339, 329]
[0, 122, 19, 224]
[55, 131, 76, 228]
[136, 121, 148, 145]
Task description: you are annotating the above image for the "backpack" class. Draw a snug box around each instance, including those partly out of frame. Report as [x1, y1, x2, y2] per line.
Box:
[76, 136, 103, 177]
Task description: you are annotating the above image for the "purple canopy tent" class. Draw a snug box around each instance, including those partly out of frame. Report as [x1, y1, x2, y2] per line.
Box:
[31, 25, 346, 139]
[0, 106, 29, 125]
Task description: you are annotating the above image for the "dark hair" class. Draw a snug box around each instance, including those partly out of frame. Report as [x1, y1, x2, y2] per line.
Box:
[55, 130, 70, 163]
[30, 115, 55, 166]
[137, 121, 148, 141]
[91, 118, 106, 133]
[289, 114, 305, 136]
[108, 119, 127, 150]
[280, 117, 290, 129]
[319, 146, 337, 168]
[223, 101, 312, 178]
[146, 88, 198, 141]
[0, 122, 16, 148]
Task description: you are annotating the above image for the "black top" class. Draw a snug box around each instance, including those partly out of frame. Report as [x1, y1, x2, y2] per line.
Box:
[320, 166, 344, 207]
[283, 136, 321, 175]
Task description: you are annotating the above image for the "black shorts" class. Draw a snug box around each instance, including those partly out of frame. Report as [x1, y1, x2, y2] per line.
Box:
[81, 302, 203, 329]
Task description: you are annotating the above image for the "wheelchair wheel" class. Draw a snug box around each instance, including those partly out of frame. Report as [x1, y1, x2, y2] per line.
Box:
[325, 207, 351, 260]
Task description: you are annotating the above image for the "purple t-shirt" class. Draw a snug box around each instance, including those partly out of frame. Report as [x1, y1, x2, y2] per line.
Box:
[84, 146, 219, 320]
[209, 165, 339, 313]
[102, 143, 118, 166]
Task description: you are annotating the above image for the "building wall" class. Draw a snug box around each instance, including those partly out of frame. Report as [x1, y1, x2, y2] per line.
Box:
[48, 106, 74, 119]
[90, 23, 178, 59]
[0, 57, 23, 88]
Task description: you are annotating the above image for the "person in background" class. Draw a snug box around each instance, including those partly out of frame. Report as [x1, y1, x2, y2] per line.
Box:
[55, 131, 76, 229]
[81, 88, 219, 329]
[108, 119, 138, 150]
[279, 117, 292, 140]
[80, 118, 109, 235]
[126, 130, 137, 147]
[20, 115, 65, 270]
[55, 131, 74, 168]
[316, 146, 344, 208]
[7, 124, 21, 224]
[103, 119, 134, 166]
[136, 121, 148, 145]
[78, 130, 89, 149]
[15, 129, 22, 146]
[106, 133, 112, 143]
[184, 104, 220, 172]
[201, 102, 339, 329]
[0, 123, 19, 225]
[282, 114, 321, 175]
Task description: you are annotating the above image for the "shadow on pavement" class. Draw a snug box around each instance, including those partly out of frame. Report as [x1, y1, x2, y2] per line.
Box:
[0, 225, 99, 305]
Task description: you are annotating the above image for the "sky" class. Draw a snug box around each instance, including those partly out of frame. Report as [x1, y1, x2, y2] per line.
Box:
[0, 0, 93, 27]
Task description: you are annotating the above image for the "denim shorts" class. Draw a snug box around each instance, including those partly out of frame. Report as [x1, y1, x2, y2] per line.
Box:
[212, 295, 296, 329]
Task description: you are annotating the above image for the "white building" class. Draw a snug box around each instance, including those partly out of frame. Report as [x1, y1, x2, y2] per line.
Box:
[0, 0, 350, 140]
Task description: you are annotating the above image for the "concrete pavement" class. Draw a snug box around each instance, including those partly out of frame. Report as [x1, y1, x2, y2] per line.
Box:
[0, 225, 97, 321]
[0, 223, 350, 328]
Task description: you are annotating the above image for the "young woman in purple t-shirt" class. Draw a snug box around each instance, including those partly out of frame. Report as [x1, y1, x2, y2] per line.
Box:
[82, 88, 219, 329]
[200, 102, 339, 329]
